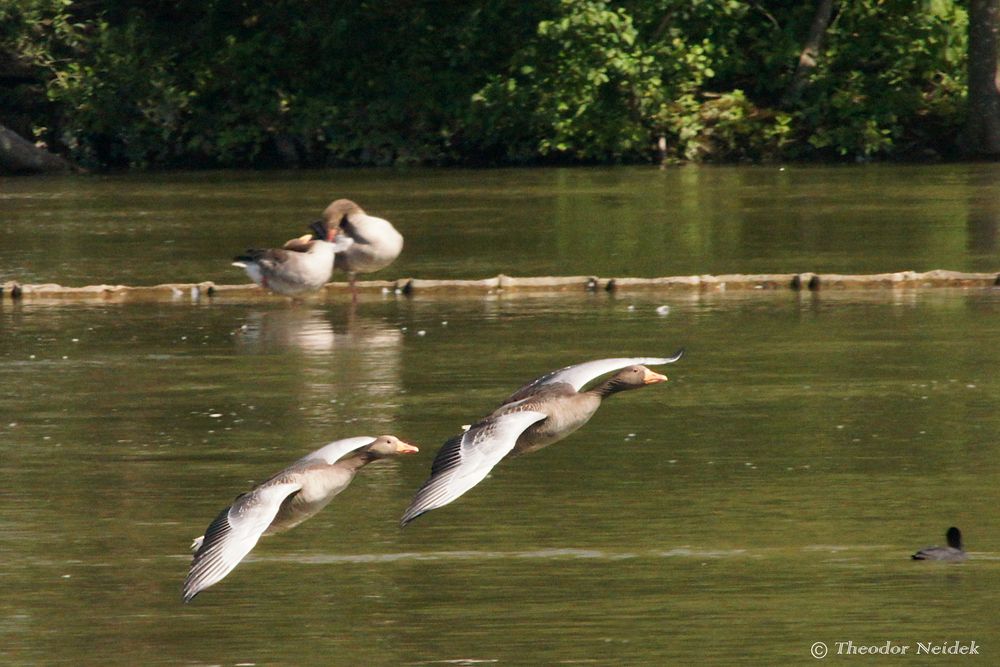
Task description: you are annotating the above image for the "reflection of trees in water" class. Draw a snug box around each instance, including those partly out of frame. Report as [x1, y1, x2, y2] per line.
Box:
[966, 168, 1000, 256]
[548, 167, 1000, 276]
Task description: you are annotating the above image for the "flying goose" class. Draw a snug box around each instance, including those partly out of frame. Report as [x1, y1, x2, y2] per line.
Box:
[401, 352, 683, 526]
[184, 435, 419, 602]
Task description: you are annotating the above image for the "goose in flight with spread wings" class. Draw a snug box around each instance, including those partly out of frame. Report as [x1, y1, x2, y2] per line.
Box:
[184, 435, 419, 602]
[400, 352, 683, 526]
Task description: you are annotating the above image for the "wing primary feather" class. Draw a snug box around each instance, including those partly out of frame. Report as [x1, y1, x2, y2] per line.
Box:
[428, 433, 465, 476]
[183, 506, 234, 602]
[401, 411, 546, 527]
[182, 481, 301, 602]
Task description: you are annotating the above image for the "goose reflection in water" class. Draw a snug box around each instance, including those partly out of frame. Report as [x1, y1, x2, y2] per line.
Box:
[235, 308, 403, 358]
[234, 308, 404, 418]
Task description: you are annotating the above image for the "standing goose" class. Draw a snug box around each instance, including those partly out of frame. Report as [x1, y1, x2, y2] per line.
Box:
[311, 199, 403, 300]
[232, 220, 338, 297]
[184, 435, 419, 602]
[401, 352, 683, 526]
[911, 526, 967, 562]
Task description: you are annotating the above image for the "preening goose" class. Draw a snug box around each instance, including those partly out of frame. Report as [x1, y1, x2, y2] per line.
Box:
[401, 352, 683, 526]
[232, 221, 338, 297]
[911, 526, 967, 562]
[310, 199, 403, 299]
[183, 435, 419, 602]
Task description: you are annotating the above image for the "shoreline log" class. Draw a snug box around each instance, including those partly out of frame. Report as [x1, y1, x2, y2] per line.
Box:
[2, 270, 997, 303]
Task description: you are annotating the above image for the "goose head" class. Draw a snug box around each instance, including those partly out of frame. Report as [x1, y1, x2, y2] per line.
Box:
[594, 365, 668, 397]
[308, 199, 367, 241]
[364, 435, 420, 458]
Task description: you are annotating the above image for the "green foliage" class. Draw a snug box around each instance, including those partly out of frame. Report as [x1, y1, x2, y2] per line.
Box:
[793, 0, 968, 160]
[45, 16, 195, 168]
[0, 0, 86, 144]
[472, 0, 797, 163]
[0, 0, 87, 71]
[660, 90, 793, 163]
[0, 0, 974, 167]
[473, 0, 659, 161]
[3, 1, 552, 168]
[474, 0, 967, 164]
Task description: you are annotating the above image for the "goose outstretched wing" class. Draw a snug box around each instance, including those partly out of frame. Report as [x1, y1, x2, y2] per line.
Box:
[400, 411, 547, 526]
[503, 351, 684, 404]
[183, 480, 302, 602]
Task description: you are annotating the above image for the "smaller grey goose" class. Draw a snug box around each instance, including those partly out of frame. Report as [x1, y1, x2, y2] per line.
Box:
[232, 220, 338, 297]
[184, 435, 419, 602]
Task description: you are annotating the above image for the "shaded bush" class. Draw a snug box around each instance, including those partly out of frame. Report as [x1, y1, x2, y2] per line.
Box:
[0, 0, 972, 168]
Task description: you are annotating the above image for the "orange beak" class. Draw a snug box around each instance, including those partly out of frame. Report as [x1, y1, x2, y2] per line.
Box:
[643, 370, 668, 385]
[395, 441, 420, 454]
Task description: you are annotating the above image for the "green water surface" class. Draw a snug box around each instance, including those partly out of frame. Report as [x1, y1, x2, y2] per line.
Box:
[1, 166, 999, 665]
[3, 164, 1000, 285]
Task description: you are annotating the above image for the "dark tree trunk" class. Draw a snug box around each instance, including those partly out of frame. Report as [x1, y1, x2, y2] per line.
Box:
[782, 0, 835, 105]
[0, 123, 74, 174]
[963, 0, 1000, 157]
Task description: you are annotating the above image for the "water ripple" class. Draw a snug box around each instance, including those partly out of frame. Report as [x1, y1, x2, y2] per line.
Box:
[246, 547, 750, 564]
